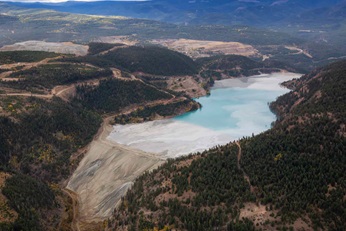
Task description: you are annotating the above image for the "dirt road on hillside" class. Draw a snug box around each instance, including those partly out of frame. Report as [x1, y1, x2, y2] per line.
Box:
[62, 188, 81, 231]
[236, 141, 256, 194]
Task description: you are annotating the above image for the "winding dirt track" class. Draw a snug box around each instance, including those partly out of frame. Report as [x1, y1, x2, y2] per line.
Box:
[0, 57, 62, 79]
[236, 141, 255, 194]
[0, 93, 52, 98]
[1, 63, 177, 103]
[62, 188, 81, 231]
[0, 83, 76, 101]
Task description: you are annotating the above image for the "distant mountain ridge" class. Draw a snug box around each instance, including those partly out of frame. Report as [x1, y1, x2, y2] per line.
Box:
[1, 1, 345, 72]
[8, 0, 346, 51]
[8, 0, 345, 26]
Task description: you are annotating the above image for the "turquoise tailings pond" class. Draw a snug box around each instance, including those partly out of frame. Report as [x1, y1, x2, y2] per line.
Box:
[108, 72, 302, 158]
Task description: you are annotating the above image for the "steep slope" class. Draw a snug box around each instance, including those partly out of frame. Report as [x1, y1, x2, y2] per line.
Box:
[0, 97, 102, 230]
[108, 60, 346, 230]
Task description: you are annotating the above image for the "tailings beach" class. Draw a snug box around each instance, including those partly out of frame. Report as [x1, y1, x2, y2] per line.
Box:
[66, 116, 164, 221]
[67, 72, 301, 222]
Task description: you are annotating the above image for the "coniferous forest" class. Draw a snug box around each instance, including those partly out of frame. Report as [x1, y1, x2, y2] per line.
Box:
[0, 96, 102, 230]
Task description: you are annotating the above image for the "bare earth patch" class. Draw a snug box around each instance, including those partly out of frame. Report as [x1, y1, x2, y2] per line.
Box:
[94, 36, 137, 46]
[285, 46, 313, 59]
[1, 72, 111, 101]
[0, 41, 89, 56]
[175, 155, 201, 170]
[239, 203, 277, 230]
[166, 76, 206, 98]
[339, 124, 346, 137]
[292, 217, 313, 231]
[151, 39, 259, 58]
[0, 56, 62, 80]
[66, 116, 164, 222]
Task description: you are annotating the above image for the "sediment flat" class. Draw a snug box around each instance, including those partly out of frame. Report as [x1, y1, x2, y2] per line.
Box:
[66, 117, 164, 221]
[109, 119, 232, 158]
[212, 72, 301, 89]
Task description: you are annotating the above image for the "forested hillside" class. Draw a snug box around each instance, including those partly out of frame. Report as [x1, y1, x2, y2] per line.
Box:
[58, 45, 198, 76]
[0, 49, 200, 230]
[0, 51, 59, 64]
[4, 64, 112, 92]
[197, 55, 300, 79]
[114, 99, 201, 124]
[103, 46, 198, 76]
[0, 96, 102, 230]
[239, 60, 346, 230]
[75, 78, 173, 113]
[108, 60, 346, 231]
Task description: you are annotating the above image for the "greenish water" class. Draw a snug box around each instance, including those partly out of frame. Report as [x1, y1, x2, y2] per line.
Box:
[110, 73, 302, 157]
[174, 73, 299, 135]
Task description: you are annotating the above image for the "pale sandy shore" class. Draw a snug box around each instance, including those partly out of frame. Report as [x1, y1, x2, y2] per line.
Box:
[213, 72, 302, 89]
[66, 117, 164, 221]
[109, 120, 232, 158]
[108, 72, 303, 158]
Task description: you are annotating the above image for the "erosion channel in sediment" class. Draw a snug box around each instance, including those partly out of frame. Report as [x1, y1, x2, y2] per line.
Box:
[66, 116, 164, 222]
